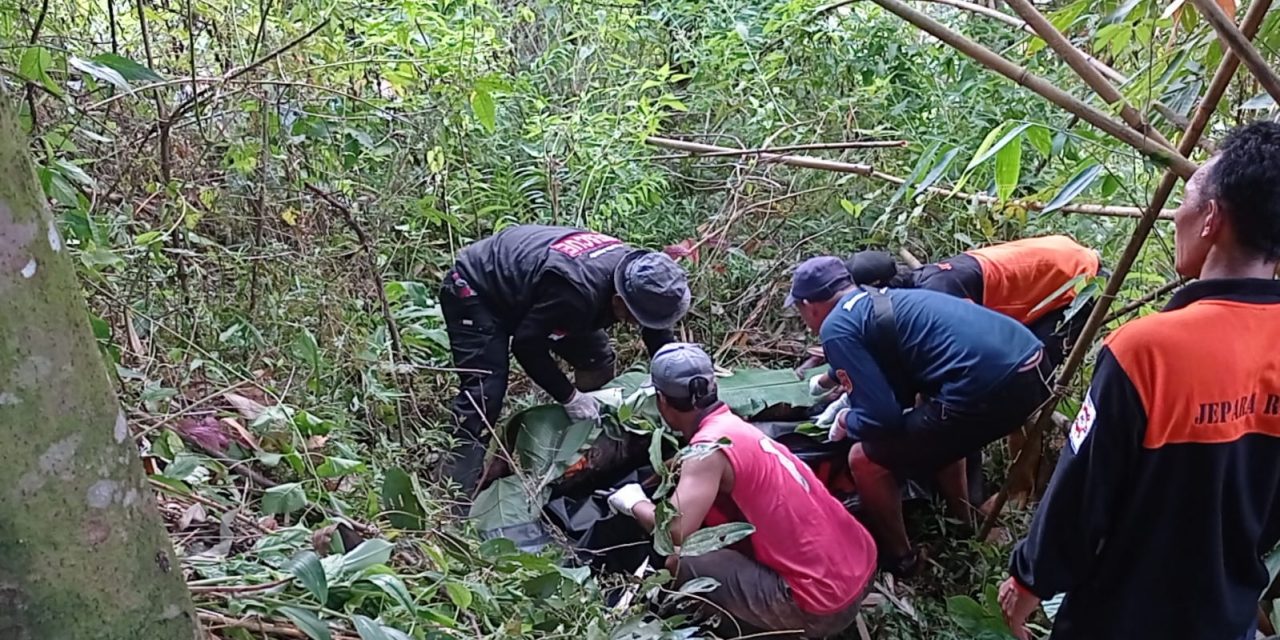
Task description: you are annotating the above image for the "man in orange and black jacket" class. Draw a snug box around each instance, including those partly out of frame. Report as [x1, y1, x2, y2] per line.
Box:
[845, 235, 1100, 368]
[999, 122, 1280, 639]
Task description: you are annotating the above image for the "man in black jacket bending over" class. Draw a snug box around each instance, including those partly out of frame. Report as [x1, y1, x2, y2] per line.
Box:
[441, 225, 691, 497]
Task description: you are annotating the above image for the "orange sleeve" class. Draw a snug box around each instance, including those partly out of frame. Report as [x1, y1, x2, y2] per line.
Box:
[967, 235, 1100, 324]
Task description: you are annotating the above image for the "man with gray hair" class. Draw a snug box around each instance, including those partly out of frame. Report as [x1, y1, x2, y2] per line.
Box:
[608, 343, 877, 638]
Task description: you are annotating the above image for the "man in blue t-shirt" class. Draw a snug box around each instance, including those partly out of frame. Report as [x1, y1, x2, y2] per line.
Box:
[787, 256, 1050, 576]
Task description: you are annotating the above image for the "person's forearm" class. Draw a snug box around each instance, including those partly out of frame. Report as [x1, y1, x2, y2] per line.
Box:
[512, 342, 575, 402]
[631, 500, 657, 532]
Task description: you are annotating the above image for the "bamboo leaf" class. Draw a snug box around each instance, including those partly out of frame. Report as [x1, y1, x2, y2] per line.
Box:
[90, 53, 164, 82]
[69, 56, 130, 91]
[286, 551, 329, 603]
[1029, 274, 1085, 315]
[966, 123, 1032, 171]
[365, 573, 415, 610]
[679, 522, 755, 557]
[1042, 163, 1103, 214]
[1026, 125, 1052, 157]
[915, 147, 961, 197]
[995, 135, 1023, 201]
[888, 141, 941, 208]
[277, 607, 332, 640]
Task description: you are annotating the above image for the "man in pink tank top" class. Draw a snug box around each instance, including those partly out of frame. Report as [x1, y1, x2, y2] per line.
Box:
[607, 343, 877, 637]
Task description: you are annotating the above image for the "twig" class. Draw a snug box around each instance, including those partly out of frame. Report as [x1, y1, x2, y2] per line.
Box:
[24, 0, 50, 129]
[978, 0, 1273, 540]
[866, 0, 1197, 178]
[1002, 0, 1176, 151]
[1189, 0, 1280, 106]
[645, 136, 1175, 219]
[1104, 278, 1187, 323]
[188, 577, 290, 594]
[197, 610, 359, 640]
[647, 139, 909, 160]
[304, 183, 405, 365]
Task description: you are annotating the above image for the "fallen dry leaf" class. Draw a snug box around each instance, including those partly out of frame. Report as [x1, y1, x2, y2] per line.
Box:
[220, 417, 259, 450]
[224, 391, 268, 423]
[179, 503, 208, 530]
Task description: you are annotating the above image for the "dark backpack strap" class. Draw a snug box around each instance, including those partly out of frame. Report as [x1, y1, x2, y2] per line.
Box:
[860, 285, 915, 406]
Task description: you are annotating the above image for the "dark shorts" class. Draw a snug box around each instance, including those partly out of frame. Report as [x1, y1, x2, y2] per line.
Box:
[1026, 299, 1095, 369]
[672, 548, 866, 638]
[862, 354, 1052, 477]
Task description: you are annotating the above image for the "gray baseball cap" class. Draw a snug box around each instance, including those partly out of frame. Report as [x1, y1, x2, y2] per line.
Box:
[615, 251, 692, 330]
[650, 342, 716, 400]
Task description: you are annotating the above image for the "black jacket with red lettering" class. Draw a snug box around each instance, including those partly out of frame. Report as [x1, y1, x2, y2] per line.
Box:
[455, 225, 672, 401]
[1010, 278, 1280, 640]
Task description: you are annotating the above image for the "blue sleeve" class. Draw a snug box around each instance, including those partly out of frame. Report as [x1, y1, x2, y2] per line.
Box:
[822, 334, 905, 440]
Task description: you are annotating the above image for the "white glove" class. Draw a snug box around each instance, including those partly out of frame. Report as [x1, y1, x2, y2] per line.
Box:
[607, 483, 649, 517]
[816, 394, 850, 439]
[562, 391, 601, 422]
[808, 375, 832, 397]
[827, 409, 850, 442]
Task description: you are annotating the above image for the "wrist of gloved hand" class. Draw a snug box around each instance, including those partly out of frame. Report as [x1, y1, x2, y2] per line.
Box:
[562, 391, 601, 422]
[815, 393, 849, 427]
[607, 483, 649, 517]
[808, 374, 831, 397]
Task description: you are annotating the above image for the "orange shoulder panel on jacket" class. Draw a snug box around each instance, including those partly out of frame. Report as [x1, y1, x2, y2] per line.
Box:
[967, 235, 1100, 324]
[1105, 301, 1280, 449]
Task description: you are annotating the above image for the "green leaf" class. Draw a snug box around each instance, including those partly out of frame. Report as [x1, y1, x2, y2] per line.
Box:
[679, 522, 756, 557]
[316, 456, 365, 478]
[276, 607, 332, 640]
[262, 482, 308, 515]
[286, 551, 329, 602]
[162, 452, 204, 481]
[470, 89, 496, 133]
[52, 159, 96, 188]
[966, 123, 1032, 171]
[69, 56, 130, 91]
[995, 136, 1023, 201]
[365, 573, 415, 610]
[1042, 163, 1103, 214]
[342, 539, 394, 574]
[1026, 125, 1052, 157]
[915, 147, 961, 197]
[468, 476, 545, 532]
[19, 46, 63, 97]
[445, 581, 473, 609]
[90, 53, 164, 83]
[888, 141, 941, 208]
[352, 615, 391, 640]
[290, 328, 321, 368]
[380, 467, 426, 530]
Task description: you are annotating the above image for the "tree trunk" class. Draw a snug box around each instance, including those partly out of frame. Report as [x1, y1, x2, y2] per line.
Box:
[0, 102, 201, 637]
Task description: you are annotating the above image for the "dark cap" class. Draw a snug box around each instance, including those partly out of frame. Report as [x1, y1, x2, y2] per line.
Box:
[845, 251, 898, 286]
[785, 256, 852, 307]
[650, 342, 716, 400]
[615, 251, 692, 330]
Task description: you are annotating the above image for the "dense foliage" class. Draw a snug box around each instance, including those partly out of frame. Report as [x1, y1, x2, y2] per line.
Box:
[6, 0, 1276, 636]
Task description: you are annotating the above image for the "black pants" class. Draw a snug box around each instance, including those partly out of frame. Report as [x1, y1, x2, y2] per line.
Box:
[439, 268, 616, 496]
[1027, 299, 1095, 370]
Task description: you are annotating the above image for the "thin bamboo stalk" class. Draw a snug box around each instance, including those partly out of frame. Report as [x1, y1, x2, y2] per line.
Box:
[647, 139, 909, 160]
[645, 136, 1175, 219]
[868, 0, 1198, 178]
[1003, 0, 1176, 151]
[1189, 0, 1280, 105]
[977, 0, 1274, 539]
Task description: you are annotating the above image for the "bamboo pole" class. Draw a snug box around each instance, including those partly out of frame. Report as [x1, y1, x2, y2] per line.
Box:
[645, 136, 1176, 220]
[1189, 0, 1280, 105]
[867, 0, 1198, 178]
[1002, 0, 1176, 151]
[646, 139, 909, 160]
[977, 0, 1274, 539]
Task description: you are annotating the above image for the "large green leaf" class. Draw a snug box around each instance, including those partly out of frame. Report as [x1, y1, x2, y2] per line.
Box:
[352, 615, 392, 640]
[262, 482, 308, 515]
[342, 539, 394, 575]
[469, 476, 546, 531]
[380, 467, 426, 530]
[678, 522, 755, 557]
[277, 606, 332, 640]
[286, 551, 329, 602]
[19, 46, 63, 97]
[90, 53, 164, 83]
[69, 56, 131, 91]
[470, 89, 496, 132]
[606, 367, 820, 419]
[510, 404, 597, 480]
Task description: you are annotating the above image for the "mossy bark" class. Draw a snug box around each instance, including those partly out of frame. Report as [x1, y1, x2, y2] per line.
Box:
[0, 103, 200, 638]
